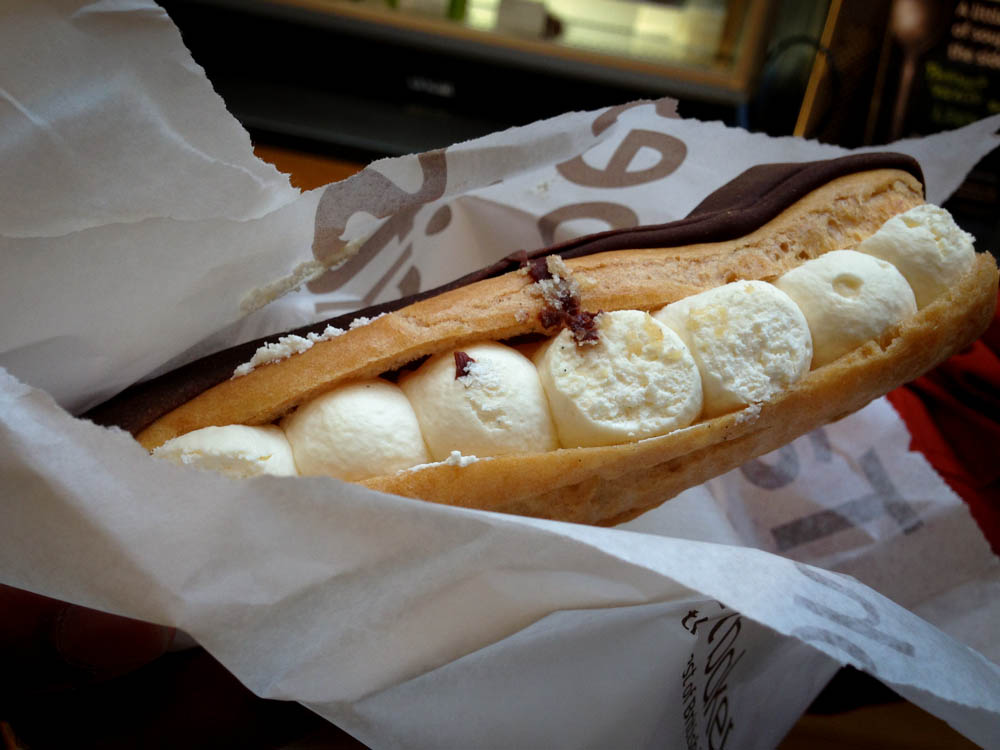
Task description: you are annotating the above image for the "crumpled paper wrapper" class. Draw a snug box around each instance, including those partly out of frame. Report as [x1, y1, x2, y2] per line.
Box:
[2, 2, 1000, 748]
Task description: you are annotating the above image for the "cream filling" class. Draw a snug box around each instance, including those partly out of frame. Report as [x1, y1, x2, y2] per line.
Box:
[154, 204, 970, 481]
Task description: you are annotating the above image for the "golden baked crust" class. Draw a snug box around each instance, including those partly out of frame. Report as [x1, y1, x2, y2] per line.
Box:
[362, 253, 998, 525]
[138, 168, 925, 450]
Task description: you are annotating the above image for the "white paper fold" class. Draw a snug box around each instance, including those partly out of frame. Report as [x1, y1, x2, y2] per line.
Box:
[0, 0, 318, 413]
[4, 369, 1000, 748]
[1, 0, 299, 238]
[2, 2, 1000, 748]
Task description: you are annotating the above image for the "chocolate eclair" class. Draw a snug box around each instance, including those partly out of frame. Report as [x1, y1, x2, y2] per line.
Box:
[85, 154, 999, 526]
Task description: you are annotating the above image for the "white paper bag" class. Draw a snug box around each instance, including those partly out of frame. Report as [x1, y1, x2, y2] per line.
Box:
[3, 2, 1000, 748]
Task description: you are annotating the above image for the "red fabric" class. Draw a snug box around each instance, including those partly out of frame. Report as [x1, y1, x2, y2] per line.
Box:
[886, 289, 1000, 554]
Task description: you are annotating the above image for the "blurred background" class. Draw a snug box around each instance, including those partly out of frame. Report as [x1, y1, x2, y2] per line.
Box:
[158, 0, 1000, 251]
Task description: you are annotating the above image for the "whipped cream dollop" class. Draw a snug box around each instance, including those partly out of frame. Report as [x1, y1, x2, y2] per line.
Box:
[401, 342, 558, 461]
[774, 250, 917, 368]
[153, 424, 298, 479]
[855, 203, 975, 308]
[653, 280, 813, 417]
[534, 310, 703, 447]
[281, 379, 429, 481]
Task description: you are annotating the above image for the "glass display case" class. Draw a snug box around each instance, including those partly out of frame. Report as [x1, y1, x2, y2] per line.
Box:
[304, 0, 775, 102]
[161, 0, 776, 157]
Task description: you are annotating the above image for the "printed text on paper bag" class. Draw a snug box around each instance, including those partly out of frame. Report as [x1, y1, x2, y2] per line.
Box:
[680, 603, 746, 750]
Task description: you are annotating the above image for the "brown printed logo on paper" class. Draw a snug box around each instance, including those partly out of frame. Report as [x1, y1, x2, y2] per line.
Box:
[537, 202, 640, 245]
[307, 98, 684, 307]
[760, 444, 924, 552]
[308, 150, 448, 295]
[739, 431, 832, 489]
[540, 99, 685, 240]
[740, 444, 800, 490]
[590, 98, 679, 136]
[791, 563, 916, 675]
[424, 203, 453, 236]
[556, 129, 687, 188]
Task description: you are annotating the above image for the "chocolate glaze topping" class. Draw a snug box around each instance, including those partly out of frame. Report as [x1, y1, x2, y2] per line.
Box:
[84, 153, 923, 435]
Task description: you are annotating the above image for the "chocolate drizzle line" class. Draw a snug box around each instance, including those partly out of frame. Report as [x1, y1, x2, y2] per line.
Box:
[84, 153, 924, 436]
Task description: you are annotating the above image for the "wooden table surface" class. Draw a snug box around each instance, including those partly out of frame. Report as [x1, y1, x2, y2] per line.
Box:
[253, 144, 366, 190]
